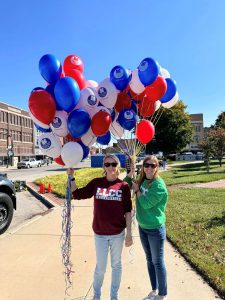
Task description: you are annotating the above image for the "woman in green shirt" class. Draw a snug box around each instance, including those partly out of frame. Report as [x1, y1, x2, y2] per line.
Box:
[125, 155, 168, 300]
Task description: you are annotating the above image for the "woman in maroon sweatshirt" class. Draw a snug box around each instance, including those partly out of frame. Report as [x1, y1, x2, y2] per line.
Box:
[68, 154, 133, 300]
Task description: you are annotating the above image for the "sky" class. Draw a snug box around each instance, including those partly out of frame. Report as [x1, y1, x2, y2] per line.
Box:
[0, 0, 224, 127]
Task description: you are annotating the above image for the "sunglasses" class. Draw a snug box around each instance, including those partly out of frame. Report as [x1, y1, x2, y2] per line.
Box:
[104, 162, 118, 167]
[143, 163, 157, 169]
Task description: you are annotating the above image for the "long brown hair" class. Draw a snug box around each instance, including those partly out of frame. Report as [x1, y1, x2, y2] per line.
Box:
[137, 155, 159, 186]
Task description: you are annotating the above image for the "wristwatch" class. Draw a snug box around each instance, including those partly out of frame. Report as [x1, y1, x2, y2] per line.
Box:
[70, 177, 75, 182]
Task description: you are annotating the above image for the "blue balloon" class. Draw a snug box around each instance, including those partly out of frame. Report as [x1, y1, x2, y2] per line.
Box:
[110, 65, 131, 91]
[67, 109, 91, 138]
[160, 78, 177, 103]
[97, 131, 111, 145]
[138, 57, 160, 86]
[78, 141, 90, 160]
[118, 109, 137, 130]
[54, 77, 80, 113]
[39, 54, 62, 84]
[46, 83, 63, 110]
[34, 123, 52, 133]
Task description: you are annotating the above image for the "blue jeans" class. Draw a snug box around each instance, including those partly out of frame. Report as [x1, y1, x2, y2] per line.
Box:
[139, 225, 167, 296]
[93, 230, 125, 299]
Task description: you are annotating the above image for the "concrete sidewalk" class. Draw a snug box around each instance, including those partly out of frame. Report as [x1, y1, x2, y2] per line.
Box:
[0, 186, 223, 300]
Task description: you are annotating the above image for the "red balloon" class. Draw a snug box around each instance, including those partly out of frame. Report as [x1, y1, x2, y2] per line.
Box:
[139, 96, 156, 117]
[29, 90, 56, 125]
[64, 69, 86, 90]
[145, 76, 167, 102]
[91, 111, 112, 136]
[136, 120, 155, 144]
[129, 88, 146, 102]
[54, 155, 65, 166]
[64, 133, 81, 143]
[63, 54, 84, 73]
[115, 91, 131, 112]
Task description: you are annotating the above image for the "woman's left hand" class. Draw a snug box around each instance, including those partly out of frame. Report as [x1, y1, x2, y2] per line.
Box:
[125, 234, 133, 247]
[132, 181, 139, 192]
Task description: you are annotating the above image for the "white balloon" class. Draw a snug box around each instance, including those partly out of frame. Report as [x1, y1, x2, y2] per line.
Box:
[155, 100, 161, 111]
[75, 87, 99, 113]
[29, 109, 50, 130]
[162, 92, 179, 108]
[81, 128, 97, 146]
[110, 118, 124, 138]
[86, 80, 98, 89]
[97, 77, 118, 108]
[38, 132, 62, 158]
[160, 67, 170, 78]
[129, 69, 145, 94]
[50, 110, 68, 137]
[61, 142, 83, 168]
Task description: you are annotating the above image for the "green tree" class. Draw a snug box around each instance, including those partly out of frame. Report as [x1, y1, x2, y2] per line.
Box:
[199, 136, 215, 173]
[214, 111, 225, 129]
[208, 127, 225, 167]
[146, 101, 193, 155]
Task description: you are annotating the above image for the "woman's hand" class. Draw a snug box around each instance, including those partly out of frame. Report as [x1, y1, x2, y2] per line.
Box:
[67, 168, 74, 176]
[125, 234, 133, 247]
[132, 181, 139, 192]
[127, 161, 135, 178]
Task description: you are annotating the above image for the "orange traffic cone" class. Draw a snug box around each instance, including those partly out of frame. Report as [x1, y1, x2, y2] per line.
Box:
[39, 182, 45, 194]
[47, 183, 52, 193]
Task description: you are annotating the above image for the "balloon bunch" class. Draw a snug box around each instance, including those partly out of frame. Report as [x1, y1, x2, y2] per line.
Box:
[29, 54, 179, 168]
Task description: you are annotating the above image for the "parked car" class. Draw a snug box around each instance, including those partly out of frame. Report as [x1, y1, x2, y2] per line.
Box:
[0, 173, 17, 235]
[17, 158, 42, 169]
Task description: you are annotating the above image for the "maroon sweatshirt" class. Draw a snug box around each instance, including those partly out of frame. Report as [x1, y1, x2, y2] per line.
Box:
[73, 176, 132, 235]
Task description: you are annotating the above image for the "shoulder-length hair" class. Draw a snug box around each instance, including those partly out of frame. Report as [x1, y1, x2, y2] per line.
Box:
[102, 154, 121, 177]
[137, 155, 159, 186]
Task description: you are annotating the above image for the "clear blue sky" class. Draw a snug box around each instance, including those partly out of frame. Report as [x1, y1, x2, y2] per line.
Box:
[0, 0, 224, 127]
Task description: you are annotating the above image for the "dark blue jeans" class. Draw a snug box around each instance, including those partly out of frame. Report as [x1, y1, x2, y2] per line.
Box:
[139, 225, 167, 296]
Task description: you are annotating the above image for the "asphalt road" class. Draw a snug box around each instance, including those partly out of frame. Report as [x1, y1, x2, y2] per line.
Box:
[1, 159, 91, 235]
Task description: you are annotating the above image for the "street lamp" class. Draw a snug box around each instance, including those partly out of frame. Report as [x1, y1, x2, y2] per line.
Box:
[6, 133, 14, 168]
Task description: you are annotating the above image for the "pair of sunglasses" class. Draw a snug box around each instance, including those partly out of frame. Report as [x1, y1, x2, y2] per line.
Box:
[104, 162, 118, 167]
[143, 163, 157, 169]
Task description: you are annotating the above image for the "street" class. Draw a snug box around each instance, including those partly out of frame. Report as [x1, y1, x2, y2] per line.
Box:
[0, 159, 91, 235]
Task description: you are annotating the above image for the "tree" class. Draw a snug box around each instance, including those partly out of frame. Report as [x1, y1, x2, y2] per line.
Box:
[199, 136, 215, 173]
[214, 111, 225, 129]
[208, 127, 225, 167]
[146, 101, 193, 155]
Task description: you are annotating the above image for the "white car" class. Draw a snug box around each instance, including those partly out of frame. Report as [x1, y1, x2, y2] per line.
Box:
[17, 158, 42, 169]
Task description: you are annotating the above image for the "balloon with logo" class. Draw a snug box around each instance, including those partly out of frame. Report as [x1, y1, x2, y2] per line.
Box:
[97, 78, 118, 109]
[61, 142, 84, 167]
[118, 109, 137, 130]
[63, 54, 84, 73]
[110, 65, 131, 91]
[50, 111, 68, 137]
[39, 54, 62, 84]
[38, 132, 62, 158]
[138, 57, 160, 86]
[67, 109, 91, 138]
[54, 77, 80, 112]
[75, 87, 99, 113]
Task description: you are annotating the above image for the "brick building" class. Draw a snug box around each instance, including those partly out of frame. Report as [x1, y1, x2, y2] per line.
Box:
[0, 102, 34, 166]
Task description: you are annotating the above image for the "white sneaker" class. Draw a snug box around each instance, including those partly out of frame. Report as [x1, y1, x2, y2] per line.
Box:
[154, 295, 167, 300]
[143, 290, 158, 300]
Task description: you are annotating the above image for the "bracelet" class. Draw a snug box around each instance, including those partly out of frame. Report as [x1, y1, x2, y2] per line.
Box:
[71, 177, 75, 182]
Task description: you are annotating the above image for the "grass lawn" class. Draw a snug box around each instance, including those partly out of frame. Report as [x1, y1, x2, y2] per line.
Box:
[167, 187, 225, 298]
[160, 161, 225, 185]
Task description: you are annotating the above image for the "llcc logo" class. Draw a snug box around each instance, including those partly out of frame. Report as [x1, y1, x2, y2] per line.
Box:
[114, 68, 124, 79]
[41, 138, 51, 149]
[138, 60, 149, 72]
[98, 87, 107, 98]
[52, 117, 62, 128]
[87, 95, 97, 106]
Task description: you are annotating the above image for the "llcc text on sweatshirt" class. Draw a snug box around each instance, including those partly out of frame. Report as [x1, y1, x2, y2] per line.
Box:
[72, 177, 132, 235]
